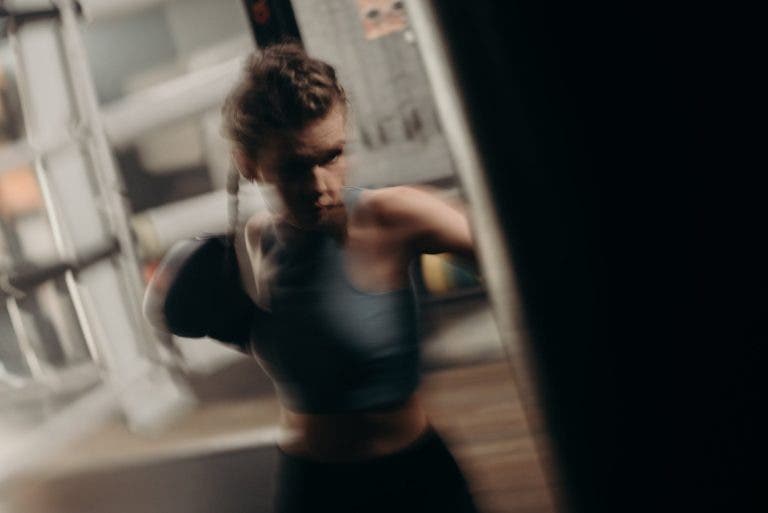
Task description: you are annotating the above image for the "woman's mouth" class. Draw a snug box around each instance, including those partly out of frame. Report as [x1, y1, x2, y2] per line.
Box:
[314, 203, 342, 212]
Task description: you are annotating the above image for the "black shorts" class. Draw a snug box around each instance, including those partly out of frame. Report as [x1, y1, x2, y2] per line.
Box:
[275, 427, 479, 513]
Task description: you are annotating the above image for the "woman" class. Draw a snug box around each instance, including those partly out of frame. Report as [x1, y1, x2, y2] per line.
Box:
[147, 43, 478, 512]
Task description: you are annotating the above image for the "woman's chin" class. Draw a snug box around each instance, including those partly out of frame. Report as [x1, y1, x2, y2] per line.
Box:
[317, 205, 348, 239]
[286, 205, 347, 237]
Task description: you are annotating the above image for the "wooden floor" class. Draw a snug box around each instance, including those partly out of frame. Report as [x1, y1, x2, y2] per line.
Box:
[5, 359, 557, 513]
[421, 361, 557, 513]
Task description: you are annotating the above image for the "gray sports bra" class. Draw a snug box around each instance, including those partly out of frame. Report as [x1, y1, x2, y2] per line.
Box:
[249, 187, 420, 414]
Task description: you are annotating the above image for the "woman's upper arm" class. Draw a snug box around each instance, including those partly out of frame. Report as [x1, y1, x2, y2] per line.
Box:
[368, 186, 475, 260]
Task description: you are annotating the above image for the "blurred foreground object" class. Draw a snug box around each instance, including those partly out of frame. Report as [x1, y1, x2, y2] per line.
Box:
[407, 1, 762, 512]
[1, 0, 197, 486]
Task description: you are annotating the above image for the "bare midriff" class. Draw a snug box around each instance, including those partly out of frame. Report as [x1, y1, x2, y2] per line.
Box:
[277, 393, 430, 462]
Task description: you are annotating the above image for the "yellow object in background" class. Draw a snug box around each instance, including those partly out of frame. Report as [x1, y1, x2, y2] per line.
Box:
[420, 253, 479, 295]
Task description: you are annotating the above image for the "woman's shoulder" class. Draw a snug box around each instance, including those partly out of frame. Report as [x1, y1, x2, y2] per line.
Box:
[353, 185, 431, 226]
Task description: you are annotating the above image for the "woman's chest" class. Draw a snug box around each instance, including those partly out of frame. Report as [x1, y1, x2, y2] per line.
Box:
[256, 224, 410, 296]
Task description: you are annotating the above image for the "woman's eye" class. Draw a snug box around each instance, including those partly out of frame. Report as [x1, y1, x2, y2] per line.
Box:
[278, 162, 308, 180]
[323, 151, 343, 166]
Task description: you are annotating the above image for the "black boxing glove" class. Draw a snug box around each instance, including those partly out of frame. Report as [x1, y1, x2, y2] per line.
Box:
[143, 235, 257, 352]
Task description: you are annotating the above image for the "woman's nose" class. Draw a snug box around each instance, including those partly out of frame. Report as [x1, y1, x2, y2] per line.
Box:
[310, 165, 329, 195]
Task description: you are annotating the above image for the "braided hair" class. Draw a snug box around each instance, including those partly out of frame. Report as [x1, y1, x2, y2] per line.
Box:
[222, 41, 348, 256]
[221, 42, 347, 281]
[221, 42, 347, 175]
[226, 165, 240, 242]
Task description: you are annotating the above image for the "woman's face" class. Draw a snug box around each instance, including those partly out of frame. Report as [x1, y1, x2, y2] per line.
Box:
[255, 103, 348, 230]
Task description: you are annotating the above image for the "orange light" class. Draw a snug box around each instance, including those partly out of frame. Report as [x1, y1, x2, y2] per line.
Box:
[0, 165, 43, 219]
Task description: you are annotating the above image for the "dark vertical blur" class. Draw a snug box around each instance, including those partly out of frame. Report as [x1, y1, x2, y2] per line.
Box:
[242, 0, 301, 47]
[429, 1, 760, 512]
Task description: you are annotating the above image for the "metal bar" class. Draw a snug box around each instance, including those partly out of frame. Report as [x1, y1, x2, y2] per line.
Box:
[0, 2, 63, 27]
[6, 0, 194, 437]
[76, 0, 179, 23]
[1, 0, 178, 24]
[32, 155, 106, 368]
[101, 55, 244, 148]
[8, 13, 108, 370]
[0, 237, 119, 297]
[131, 186, 267, 259]
[5, 37, 243, 163]
[5, 296, 47, 379]
[55, 0, 196, 432]
[0, 126, 77, 164]
[55, 0, 162, 362]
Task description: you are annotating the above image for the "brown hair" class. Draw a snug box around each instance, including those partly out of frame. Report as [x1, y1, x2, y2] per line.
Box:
[222, 42, 347, 167]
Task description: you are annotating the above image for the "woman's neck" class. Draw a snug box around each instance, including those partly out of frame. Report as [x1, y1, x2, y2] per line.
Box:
[275, 208, 349, 245]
